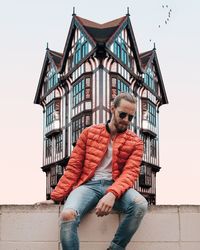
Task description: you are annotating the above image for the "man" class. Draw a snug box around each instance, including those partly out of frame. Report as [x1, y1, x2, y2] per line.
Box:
[50, 92, 148, 250]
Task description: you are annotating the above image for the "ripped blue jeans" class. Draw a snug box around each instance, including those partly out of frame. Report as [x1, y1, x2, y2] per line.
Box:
[60, 180, 148, 250]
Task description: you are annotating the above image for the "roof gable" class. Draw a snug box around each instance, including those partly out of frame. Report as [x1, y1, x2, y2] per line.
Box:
[140, 49, 168, 105]
[106, 16, 143, 73]
[60, 15, 144, 73]
[140, 50, 154, 70]
[34, 49, 62, 104]
[76, 16, 126, 44]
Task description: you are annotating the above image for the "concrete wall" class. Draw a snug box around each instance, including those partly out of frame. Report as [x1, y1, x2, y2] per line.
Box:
[0, 205, 200, 250]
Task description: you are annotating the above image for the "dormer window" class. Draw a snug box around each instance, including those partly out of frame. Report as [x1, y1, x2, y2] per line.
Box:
[144, 67, 155, 91]
[113, 34, 130, 67]
[73, 33, 89, 65]
[47, 67, 58, 91]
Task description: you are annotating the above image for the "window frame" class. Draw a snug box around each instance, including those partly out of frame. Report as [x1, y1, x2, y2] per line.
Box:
[46, 137, 52, 157]
[71, 113, 92, 145]
[55, 133, 63, 153]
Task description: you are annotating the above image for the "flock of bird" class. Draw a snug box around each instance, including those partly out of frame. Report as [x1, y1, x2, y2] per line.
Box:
[159, 4, 172, 28]
[149, 4, 173, 43]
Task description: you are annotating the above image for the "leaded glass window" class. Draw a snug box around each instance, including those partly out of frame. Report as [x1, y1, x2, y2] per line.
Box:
[72, 114, 92, 144]
[55, 133, 63, 153]
[144, 67, 155, 91]
[72, 116, 84, 144]
[47, 67, 58, 91]
[73, 33, 89, 65]
[73, 79, 85, 107]
[148, 103, 156, 126]
[117, 79, 129, 94]
[113, 35, 129, 67]
[46, 138, 52, 157]
[111, 77, 130, 99]
[46, 103, 54, 126]
[142, 100, 156, 126]
[150, 138, 157, 157]
[46, 100, 60, 126]
[139, 165, 152, 187]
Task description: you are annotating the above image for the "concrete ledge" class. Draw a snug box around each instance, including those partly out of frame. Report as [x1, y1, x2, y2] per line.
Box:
[0, 205, 200, 250]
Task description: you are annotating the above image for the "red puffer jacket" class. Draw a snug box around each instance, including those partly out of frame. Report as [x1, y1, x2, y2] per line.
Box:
[51, 124, 143, 202]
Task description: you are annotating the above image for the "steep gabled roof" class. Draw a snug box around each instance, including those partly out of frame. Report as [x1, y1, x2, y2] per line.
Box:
[34, 49, 63, 104]
[140, 50, 154, 70]
[48, 50, 63, 69]
[76, 16, 126, 43]
[140, 49, 168, 105]
[60, 15, 143, 73]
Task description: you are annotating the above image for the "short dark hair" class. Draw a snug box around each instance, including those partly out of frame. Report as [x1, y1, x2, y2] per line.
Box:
[113, 92, 136, 108]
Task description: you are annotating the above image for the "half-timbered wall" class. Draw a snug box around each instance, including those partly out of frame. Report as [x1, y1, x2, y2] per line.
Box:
[109, 28, 137, 74]
[43, 85, 65, 166]
[65, 28, 92, 75]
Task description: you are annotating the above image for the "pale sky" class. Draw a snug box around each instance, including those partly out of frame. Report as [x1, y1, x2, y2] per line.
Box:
[0, 0, 199, 205]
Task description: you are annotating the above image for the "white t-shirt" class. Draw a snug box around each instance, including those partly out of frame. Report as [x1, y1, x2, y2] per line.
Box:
[91, 139, 113, 180]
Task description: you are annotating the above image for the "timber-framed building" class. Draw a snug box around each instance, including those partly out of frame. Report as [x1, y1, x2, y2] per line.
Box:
[34, 13, 168, 205]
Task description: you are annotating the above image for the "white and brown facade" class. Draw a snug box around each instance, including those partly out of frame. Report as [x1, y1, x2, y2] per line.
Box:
[34, 14, 168, 205]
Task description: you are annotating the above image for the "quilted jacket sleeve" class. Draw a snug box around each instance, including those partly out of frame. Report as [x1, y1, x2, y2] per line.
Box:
[50, 127, 89, 202]
[106, 137, 143, 199]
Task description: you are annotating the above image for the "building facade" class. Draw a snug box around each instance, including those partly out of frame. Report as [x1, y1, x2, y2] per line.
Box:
[34, 13, 168, 205]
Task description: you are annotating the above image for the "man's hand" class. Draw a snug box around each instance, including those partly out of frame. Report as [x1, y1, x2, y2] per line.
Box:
[34, 199, 55, 205]
[95, 192, 116, 217]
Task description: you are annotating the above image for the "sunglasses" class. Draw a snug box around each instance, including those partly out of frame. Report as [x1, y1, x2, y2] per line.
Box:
[118, 111, 134, 122]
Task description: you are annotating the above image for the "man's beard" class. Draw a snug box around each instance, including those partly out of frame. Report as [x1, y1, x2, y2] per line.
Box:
[113, 113, 128, 133]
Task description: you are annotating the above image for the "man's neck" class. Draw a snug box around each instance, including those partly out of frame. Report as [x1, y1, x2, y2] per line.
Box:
[108, 120, 117, 138]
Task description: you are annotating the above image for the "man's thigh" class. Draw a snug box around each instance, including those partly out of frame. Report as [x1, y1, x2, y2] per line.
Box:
[113, 188, 147, 213]
[62, 184, 100, 219]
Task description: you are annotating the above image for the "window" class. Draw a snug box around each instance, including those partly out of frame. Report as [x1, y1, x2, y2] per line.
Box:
[81, 41, 88, 58]
[148, 103, 156, 126]
[85, 77, 91, 99]
[72, 116, 84, 144]
[73, 34, 89, 65]
[121, 44, 127, 64]
[143, 136, 147, 154]
[50, 165, 63, 187]
[46, 138, 52, 157]
[72, 77, 91, 107]
[72, 114, 91, 144]
[47, 67, 58, 92]
[113, 35, 130, 67]
[150, 138, 156, 157]
[55, 133, 63, 153]
[139, 165, 152, 187]
[46, 103, 54, 126]
[144, 67, 155, 91]
[50, 166, 56, 186]
[46, 100, 60, 126]
[117, 79, 129, 94]
[111, 77, 130, 99]
[73, 79, 85, 107]
[142, 101, 156, 126]
[74, 43, 81, 65]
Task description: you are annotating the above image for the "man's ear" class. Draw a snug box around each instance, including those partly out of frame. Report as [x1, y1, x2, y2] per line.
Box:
[110, 104, 115, 114]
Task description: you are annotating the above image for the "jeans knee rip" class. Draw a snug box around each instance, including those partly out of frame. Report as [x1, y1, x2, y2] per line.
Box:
[60, 209, 79, 223]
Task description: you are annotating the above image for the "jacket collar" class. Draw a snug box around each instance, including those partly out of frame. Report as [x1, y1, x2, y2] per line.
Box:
[105, 120, 128, 135]
[106, 120, 111, 134]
